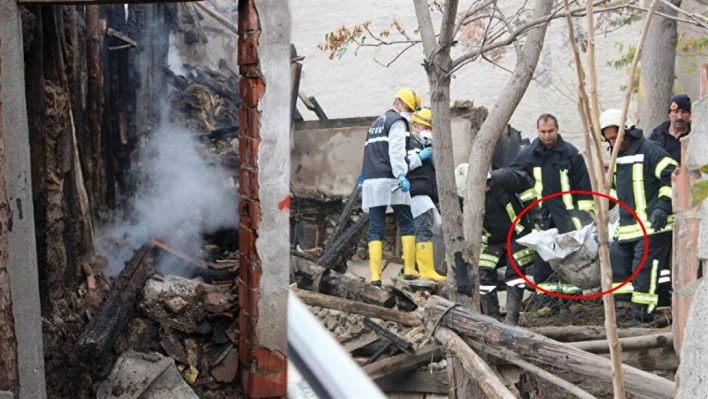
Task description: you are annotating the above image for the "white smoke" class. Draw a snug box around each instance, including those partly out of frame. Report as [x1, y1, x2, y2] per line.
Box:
[96, 119, 239, 276]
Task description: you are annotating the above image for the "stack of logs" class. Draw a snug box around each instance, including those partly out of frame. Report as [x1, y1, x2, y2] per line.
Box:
[290, 254, 677, 398]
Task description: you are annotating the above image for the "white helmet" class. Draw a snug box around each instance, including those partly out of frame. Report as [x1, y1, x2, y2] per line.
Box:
[455, 163, 491, 198]
[455, 163, 469, 198]
[599, 109, 635, 131]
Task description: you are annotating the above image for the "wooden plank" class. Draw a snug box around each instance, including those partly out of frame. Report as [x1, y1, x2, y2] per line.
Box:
[294, 288, 421, 327]
[106, 28, 136, 47]
[426, 295, 675, 399]
[568, 332, 673, 354]
[363, 344, 444, 380]
[375, 371, 448, 394]
[528, 326, 668, 342]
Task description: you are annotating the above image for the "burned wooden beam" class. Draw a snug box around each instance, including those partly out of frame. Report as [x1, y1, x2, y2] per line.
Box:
[316, 215, 368, 270]
[425, 295, 675, 399]
[364, 317, 414, 355]
[362, 344, 444, 380]
[207, 125, 238, 140]
[294, 288, 421, 327]
[106, 28, 137, 48]
[294, 257, 395, 308]
[529, 326, 668, 342]
[375, 370, 448, 394]
[77, 245, 153, 369]
[326, 184, 361, 246]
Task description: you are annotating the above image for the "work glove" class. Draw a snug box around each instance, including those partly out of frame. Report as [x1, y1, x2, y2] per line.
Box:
[397, 173, 411, 193]
[357, 171, 364, 188]
[528, 209, 543, 230]
[649, 209, 668, 231]
[418, 147, 433, 161]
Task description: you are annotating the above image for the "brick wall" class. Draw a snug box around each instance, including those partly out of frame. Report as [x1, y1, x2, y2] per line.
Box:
[237, 0, 287, 397]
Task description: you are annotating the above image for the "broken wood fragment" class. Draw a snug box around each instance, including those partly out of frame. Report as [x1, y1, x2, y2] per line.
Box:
[193, 2, 237, 34]
[570, 332, 673, 354]
[529, 326, 667, 342]
[294, 257, 395, 308]
[294, 288, 420, 327]
[425, 295, 674, 399]
[106, 28, 137, 48]
[435, 327, 515, 399]
[151, 239, 208, 269]
[316, 215, 368, 270]
[362, 344, 444, 380]
[77, 245, 153, 369]
[364, 317, 414, 355]
[326, 184, 361, 246]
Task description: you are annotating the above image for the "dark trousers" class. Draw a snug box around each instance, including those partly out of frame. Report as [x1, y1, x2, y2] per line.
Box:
[611, 232, 672, 312]
[479, 240, 535, 295]
[368, 205, 415, 242]
[414, 208, 435, 242]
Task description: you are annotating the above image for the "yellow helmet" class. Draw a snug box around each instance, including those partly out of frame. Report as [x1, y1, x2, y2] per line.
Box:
[394, 88, 423, 112]
[412, 107, 432, 128]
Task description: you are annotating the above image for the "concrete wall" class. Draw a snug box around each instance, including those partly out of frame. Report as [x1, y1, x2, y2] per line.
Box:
[0, 2, 46, 398]
[291, 114, 474, 198]
[237, 0, 289, 397]
[290, 0, 705, 150]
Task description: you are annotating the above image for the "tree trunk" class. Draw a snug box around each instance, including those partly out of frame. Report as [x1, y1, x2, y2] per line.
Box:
[0, 41, 20, 393]
[638, 0, 681, 131]
[462, 0, 554, 304]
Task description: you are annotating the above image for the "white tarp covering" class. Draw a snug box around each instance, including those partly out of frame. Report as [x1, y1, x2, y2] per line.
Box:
[517, 223, 602, 290]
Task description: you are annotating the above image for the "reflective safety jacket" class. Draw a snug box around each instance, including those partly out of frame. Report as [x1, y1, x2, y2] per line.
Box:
[482, 169, 539, 245]
[610, 135, 677, 242]
[361, 109, 410, 180]
[508, 135, 594, 234]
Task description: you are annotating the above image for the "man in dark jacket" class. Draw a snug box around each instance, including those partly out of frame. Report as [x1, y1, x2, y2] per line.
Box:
[600, 109, 677, 327]
[456, 164, 539, 326]
[508, 114, 594, 315]
[648, 94, 691, 164]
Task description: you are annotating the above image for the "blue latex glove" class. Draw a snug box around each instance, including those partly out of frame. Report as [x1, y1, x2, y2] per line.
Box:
[397, 174, 411, 193]
[357, 171, 364, 188]
[419, 147, 433, 161]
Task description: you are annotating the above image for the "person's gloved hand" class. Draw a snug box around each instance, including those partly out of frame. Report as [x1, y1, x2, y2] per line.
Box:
[419, 147, 432, 161]
[397, 174, 411, 193]
[528, 210, 543, 230]
[649, 209, 668, 231]
[357, 171, 364, 188]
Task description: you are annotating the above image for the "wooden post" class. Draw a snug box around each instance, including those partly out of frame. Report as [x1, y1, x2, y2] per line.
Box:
[700, 64, 708, 100]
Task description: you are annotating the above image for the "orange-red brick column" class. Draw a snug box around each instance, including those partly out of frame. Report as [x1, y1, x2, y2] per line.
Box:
[237, 0, 287, 397]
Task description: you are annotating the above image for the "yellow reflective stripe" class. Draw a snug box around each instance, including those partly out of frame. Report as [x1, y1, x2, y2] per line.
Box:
[649, 259, 659, 296]
[610, 188, 617, 199]
[659, 186, 672, 199]
[612, 282, 634, 294]
[533, 167, 543, 206]
[572, 217, 582, 231]
[616, 215, 676, 240]
[516, 254, 536, 267]
[514, 248, 535, 259]
[654, 157, 678, 180]
[631, 292, 658, 306]
[479, 260, 498, 268]
[480, 254, 499, 263]
[506, 203, 524, 234]
[519, 188, 537, 202]
[559, 169, 574, 210]
[632, 163, 647, 222]
[578, 200, 595, 211]
[538, 283, 582, 294]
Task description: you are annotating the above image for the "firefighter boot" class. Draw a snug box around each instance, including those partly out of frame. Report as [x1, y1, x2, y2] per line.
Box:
[368, 240, 383, 286]
[505, 286, 524, 326]
[481, 293, 501, 321]
[622, 304, 655, 328]
[401, 235, 418, 280]
[416, 242, 446, 282]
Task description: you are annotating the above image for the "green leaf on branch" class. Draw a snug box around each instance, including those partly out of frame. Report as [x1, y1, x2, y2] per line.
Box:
[699, 164, 708, 174]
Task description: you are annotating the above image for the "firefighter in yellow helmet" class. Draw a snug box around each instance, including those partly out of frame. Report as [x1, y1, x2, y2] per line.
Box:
[360, 88, 423, 285]
[405, 107, 445, 282]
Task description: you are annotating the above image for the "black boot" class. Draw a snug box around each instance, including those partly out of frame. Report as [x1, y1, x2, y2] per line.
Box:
[622, 304, 654, 328]
[481, 293, 501, 321]
[505, 287, 524, 326]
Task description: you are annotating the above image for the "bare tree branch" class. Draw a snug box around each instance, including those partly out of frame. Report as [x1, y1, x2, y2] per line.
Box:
[374, 43, 419, 67]
[628, 5, 708, 30]
[440, 0, 462, 46]
[414, 0, 440, 60]
[453, 0, 500, 36]
[452, 0, 614, 70]
[494, 4, 522, 57]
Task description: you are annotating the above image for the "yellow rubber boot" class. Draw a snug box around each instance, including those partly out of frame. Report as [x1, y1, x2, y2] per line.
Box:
[401, 235, 418, 280]
[368, 240, 383, 286]
[416, 242, 446, 282]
